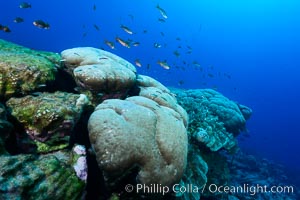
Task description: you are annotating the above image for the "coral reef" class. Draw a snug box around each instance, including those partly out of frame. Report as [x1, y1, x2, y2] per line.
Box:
[1, 40, 272, 200]
[6, 92, 89, 153]
[0, 39, 60, 99]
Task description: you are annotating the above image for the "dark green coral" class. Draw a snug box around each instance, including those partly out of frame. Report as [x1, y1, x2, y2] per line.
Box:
[0, 151, 85, 200]
[0, 39, 61, 99]
[170, 88, 247, 152]
[0, 103, 13, 155]
[6, 92, 89, 153]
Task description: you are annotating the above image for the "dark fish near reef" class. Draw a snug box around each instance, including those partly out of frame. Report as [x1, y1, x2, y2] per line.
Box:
[154, 43, 162, 48]
[14, 17, 24, 23]
[224, 73, 231, 79]
[120, 24, 133, 34]
[157, 60, 170, 70]
[135, 59, 142, 67]
[192, 61, 201, 67]
[0, 25, 11, 32]
[178, 80, 184, 86]
[128, 14, 134, 20]
[33, 20, 50, 29]
[208, 73, 214, 78]
[93, 4, 96, 11]
[132, 41, 140, 47]
[115, 37, 130, 48]
[93, 24, 100, 31]
[173, 50, 180, 57]
[104, 40, 115, 49]
[19, 2, 31, 8]
[158, 18, 166, 23]
[156, 4, 168, 19]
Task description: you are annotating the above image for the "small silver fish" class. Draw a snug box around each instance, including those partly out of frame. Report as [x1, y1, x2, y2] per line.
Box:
[156, 4, 168, 19]
[120, 24, 133, 34]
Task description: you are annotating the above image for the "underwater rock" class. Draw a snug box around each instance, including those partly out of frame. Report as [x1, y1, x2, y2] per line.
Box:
[171, 88, 251, 152]
[61, 47, 137, 104]
[6, 92, 89, 153]
[88, 96, 188, 187]
[0, 39, 60, 99]
[0, 150, 85, 200]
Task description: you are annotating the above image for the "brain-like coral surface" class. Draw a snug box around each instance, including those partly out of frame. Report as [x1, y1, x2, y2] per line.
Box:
[137, 75, 188, 127]
[171, 88, 252, 151]
[61, 47, 137, 101]
[88, 96, 188, 186]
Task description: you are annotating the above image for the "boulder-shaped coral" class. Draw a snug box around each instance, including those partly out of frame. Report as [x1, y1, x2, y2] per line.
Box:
[137, 75, 188, 127]
[6, 92, 89, 153]
[61, 47, 137, 103]
[0, 39, 60, 99]
[0, 151, 85, 200]
[88, 96, 188, 186]
[171, 88, 252, 151]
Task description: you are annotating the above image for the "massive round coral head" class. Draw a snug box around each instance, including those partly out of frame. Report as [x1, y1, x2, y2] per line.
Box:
[61, 47, 137, 102]
[88, 96, 188, 186]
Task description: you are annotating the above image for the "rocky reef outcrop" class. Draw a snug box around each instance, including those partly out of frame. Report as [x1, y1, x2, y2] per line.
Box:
[6, 92, 89, 153]
[0, 39, 60, 100]
[0, 150, 85, 200]
[0, 40, 277, 200]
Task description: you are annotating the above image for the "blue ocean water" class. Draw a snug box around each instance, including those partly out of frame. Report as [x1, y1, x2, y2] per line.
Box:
[1, 0, 300, 192]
